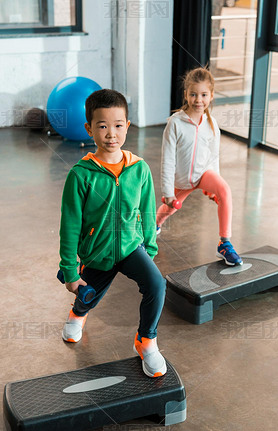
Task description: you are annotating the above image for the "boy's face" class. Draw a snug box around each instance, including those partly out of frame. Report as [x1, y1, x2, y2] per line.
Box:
[85, 107, 130, 155]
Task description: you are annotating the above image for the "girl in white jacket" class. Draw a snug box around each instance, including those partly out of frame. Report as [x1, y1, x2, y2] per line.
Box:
[156, 67, 242, 266]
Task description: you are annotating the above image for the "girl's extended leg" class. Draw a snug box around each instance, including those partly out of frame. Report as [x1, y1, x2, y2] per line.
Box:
[198, 170, 242, 265]
[197, 170, 232, 238]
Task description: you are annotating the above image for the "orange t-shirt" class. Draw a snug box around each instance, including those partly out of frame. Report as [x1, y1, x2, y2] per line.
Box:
[94, 155, 125, 178]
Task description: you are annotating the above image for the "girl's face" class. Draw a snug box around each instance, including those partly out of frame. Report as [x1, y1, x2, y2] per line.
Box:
[184, 81, 213, 115]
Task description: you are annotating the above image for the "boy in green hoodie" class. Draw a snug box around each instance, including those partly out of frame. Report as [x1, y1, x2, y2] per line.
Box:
[59, 89, 167, 377]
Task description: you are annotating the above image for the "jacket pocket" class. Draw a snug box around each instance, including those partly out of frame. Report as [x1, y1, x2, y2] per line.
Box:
[80, 227, 95, 256]
[136, 211, 144, 237]
[119, 210, 143, 236]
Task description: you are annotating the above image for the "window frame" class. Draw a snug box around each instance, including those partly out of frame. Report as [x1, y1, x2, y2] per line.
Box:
[0, 0, 83, 37]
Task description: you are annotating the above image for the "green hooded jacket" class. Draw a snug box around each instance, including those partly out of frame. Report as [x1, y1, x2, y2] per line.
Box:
[59, 150, 158, 282]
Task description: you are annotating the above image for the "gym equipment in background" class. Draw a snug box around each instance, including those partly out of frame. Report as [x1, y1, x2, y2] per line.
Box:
[47, 77, 101, 141]
[3, 356, 186, 430]
[166, 245, 278, 324]
[25, 108, 48, 131]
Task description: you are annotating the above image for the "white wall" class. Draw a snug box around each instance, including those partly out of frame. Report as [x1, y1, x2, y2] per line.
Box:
[0, 0, 173, 128]
[0, 0, 112, 126]
[113, 0, 174, 127]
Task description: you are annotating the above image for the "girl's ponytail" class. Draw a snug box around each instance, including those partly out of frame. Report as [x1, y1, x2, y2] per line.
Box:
[205, 107, 215, 135]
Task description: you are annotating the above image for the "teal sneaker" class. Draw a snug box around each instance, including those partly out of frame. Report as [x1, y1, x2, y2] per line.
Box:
[217, 241, 243, 266]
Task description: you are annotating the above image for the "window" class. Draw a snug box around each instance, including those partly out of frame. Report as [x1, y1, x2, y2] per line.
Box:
[0, 0, 82, 36]
[211, 0, 257, 140]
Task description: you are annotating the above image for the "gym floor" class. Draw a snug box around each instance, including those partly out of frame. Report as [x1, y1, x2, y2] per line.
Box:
[1, 125, 278, 431]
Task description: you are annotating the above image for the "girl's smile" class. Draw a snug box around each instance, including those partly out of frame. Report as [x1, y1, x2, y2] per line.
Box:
[184, 81, 213, 122]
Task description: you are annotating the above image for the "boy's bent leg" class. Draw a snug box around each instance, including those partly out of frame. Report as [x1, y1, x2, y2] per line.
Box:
[120, 245, 167, 377]
[77, 265, 117, 312]
[120, 245, 166, 338]
[62, 266, 117, 343]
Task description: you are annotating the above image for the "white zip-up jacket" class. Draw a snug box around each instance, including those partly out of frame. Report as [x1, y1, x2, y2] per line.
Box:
[161, 110, 220, 197]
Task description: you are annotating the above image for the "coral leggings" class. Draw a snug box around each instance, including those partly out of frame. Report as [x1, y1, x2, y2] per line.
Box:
[156, 170, 232, 238]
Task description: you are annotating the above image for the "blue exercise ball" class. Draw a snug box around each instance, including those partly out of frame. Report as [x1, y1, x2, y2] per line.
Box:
[47, 77, 102, 141]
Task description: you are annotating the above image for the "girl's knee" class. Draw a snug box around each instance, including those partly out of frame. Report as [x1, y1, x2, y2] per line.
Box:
[217, 181, 232, 202]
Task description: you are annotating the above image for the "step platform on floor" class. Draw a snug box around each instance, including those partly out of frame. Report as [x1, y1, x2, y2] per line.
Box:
[3, 356, 186, 431]
[166, 245, 278, 324]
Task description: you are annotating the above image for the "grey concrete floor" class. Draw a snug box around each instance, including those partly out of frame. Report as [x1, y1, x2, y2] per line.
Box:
[1, 126, 278, 430]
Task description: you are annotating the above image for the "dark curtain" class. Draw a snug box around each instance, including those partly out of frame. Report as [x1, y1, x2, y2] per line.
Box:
[171, 0, 212, 110]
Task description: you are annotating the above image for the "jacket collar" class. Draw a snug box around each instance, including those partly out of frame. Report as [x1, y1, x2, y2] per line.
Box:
[172, 109, 207, 126]
[81, 150, 142, 168]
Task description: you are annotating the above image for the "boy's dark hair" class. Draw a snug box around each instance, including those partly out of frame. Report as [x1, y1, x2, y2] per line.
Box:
[85, 89, 128, 124]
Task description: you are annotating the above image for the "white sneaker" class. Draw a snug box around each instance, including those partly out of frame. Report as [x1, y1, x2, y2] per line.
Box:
[62, 309, 88, 343]
[133, 332, 167, 377]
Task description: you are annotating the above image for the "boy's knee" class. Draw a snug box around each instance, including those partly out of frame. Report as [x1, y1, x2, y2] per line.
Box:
[148, 273, 166, 297]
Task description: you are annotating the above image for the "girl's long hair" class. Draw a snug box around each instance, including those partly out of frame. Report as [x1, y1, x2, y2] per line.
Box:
[179, 67, 215, 134]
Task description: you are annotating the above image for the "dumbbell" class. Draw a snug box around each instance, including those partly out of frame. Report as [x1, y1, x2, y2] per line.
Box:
[77, 284, 96, 304]
[57, 269, 96, 305]
[161, 196, 182, 209]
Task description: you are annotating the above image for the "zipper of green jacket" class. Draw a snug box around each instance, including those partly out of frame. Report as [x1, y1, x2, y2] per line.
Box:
[114, 165, 131, 263]
[88, 162, 132, 264]
[101, 169, 120, 264]
[115, 175, 120, 264]
[98, 164, 128, 265]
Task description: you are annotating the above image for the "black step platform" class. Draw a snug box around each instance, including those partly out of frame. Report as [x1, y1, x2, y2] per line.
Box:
[3, 356, 186, 431]
[166, 245, 278, 324]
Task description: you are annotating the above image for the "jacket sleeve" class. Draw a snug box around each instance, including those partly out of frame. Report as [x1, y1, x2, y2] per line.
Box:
[161, 118, 177, 197]
[139, 164, 158, 259]
[59, 169, 86, 282]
